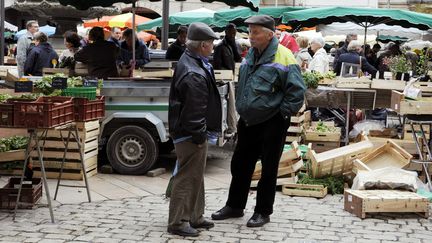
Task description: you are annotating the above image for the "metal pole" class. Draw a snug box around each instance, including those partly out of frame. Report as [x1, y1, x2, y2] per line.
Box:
[275, 0, 278, 7]
[1, 0, 5, 65]
[387, 0, 390, 8]
[132, 1, 136, 65]
[162, 0, 169, 50]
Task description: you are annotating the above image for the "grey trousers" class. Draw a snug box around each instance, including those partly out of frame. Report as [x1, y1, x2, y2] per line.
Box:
[168, 140, 208, 227]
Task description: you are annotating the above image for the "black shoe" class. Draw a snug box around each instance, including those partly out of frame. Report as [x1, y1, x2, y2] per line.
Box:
[167, 225, 199, 237]
[246, 213, 270, 227]
[191, 219, 215, 229]
[211, 206, 244, 220]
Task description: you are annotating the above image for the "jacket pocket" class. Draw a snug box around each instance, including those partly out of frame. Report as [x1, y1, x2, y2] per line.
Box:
[251, 71, 278, 95]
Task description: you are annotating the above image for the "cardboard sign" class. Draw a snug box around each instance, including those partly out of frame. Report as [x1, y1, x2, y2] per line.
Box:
[14, 81, 33, 92]
[52, 77, 68, 89]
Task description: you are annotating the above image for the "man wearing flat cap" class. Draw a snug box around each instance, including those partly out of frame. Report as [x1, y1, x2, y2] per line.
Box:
[212, 15, 306, 227]
[167, 22, 221, 237]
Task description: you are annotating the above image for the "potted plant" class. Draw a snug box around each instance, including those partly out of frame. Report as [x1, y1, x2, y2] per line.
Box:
[387, 55, 412, 81]
[417, 48, 431, 81]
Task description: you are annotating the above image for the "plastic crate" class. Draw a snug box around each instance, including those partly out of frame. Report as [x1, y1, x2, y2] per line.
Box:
[74, 96, 105, 122]
[13, 96, 74, 128]
[0, 98, 37, 127]
[62, 87, 97, 100]
[0, 177, 42, 209]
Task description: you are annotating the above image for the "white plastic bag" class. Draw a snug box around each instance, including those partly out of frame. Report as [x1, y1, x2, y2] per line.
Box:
[352, 167, 419, 192]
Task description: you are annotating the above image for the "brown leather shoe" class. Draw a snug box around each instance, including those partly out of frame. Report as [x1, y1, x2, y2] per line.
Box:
[211, 206, 244, 220]
[191, 219, 215, 229]
[246, 213, 270, 227]
[167, 225, 199, 237]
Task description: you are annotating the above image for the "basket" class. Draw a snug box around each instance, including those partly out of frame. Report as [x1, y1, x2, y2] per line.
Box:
[0, 98, 37, 127]
[0, 177, 42, 209]
[62, 87, 97, 100]
[13, 96, 74, 128]
[74, 96, 105, 121]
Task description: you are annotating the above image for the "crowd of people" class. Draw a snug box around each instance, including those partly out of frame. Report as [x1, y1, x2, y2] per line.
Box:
[14, 20, 151, 78]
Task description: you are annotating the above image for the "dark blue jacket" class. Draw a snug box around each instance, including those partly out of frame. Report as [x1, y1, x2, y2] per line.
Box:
[24, 42, 58, 76]
[118, 40, 150, 68]
[334, 51, 377, 76]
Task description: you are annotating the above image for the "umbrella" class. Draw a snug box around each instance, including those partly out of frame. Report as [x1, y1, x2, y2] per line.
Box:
[282, 7, 432, 47]
[5, 21, 18, 32]
[317, 22, 428, 40]
[212, 6, 304, 29]
[83, 13, 151, 29]
[376, 35, 409, 43]
[137, 8, 215, 31]
[58, 0, 259, 11]
[14, 25, 56, 40]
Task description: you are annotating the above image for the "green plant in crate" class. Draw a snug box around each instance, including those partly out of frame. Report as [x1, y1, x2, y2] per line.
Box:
[417, 48, 431, 77]
[386, 55, 411, 76]
[0, 136, 29, 152]
[0, 94, 12, 103]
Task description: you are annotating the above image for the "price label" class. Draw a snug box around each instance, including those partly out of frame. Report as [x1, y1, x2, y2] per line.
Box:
[14, 81, 33, 92]
[52, 77, 68, 89]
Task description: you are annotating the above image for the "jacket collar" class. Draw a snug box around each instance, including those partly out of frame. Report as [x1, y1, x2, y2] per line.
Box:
[245, 36, 279, 66]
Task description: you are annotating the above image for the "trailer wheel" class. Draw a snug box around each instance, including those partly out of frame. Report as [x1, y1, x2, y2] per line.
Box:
[107, 125, 158, 174]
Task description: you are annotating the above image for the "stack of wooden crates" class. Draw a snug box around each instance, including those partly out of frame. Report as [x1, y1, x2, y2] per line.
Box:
[30, 120, 99, 180]
[286, 104, 310, 144]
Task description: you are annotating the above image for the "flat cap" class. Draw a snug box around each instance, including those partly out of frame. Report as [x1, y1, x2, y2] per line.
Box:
[187, 22, 218, 41]
[245, 15, 275, 31]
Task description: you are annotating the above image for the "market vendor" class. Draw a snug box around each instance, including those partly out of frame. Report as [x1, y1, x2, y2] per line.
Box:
[118, 28, 150, 69]
[74, 27, 119, 79]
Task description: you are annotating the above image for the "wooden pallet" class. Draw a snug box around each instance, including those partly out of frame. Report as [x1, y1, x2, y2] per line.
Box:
[309, 139, 374, 178]
[344, 189, 429, 219]
[282, 183, 327, 198]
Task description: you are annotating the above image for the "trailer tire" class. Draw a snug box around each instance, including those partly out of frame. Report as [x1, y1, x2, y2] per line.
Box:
[107, 125, 158, 174]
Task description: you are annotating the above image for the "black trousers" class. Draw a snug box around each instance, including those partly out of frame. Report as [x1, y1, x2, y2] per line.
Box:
[226, 113, 289, 215]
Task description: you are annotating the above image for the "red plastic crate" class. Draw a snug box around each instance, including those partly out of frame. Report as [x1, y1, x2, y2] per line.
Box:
[74, 96, 105, 122]
[0, 98, 37, 127]
[13, 96, 74, 128]
[0, 177, 42, 209]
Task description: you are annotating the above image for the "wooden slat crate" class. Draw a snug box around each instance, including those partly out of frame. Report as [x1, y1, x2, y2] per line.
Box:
[403, 124, 430, 140]
[290, 113, 305, 124]
[353, 140, 412, 173]
[344, 189, 429, 219]
[305, 128, 341, 142]
[251, 175, 297, 188]
[29, 120, 99, 180]
[413, 82, 432, 93]
[369, 136, 420, 156]
[282, 183, 327, 198]
[308, 141, 340, 153]
[391, 90, 432, 115]
[309, 139, 374, 178]
[336, 77, 372, 89]
[286, 133, 302, 143]
[0, 150, 25, 163]
[371, 79, 406, 91]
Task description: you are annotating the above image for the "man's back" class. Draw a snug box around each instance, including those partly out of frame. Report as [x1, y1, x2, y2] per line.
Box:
[75, 41, 119, 78]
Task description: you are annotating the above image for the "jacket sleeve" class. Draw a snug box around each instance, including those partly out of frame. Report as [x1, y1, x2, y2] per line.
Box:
[74, 47, 88, 63]
[361, 57, 378, 76]
[177, 73, 209, 144]
[212, 45, 222, 69]
[333, 48, 342, 70]
[135, 45, 151, 67]
[24, 50, 37, 76]
[280, 64, 306, 118]
[334, 59, 342, 76]
[16, 37, 29, 67]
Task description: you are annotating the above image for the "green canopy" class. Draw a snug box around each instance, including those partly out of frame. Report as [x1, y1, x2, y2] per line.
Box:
[137, 8, 215, 31]
[376, 35, 409, 43]
[59, 0, 259, 11]
[213, 6, 304, 28]
[281, 7, 432, 30]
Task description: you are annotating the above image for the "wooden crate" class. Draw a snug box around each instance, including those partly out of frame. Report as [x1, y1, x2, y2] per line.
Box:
[344, 189, 429, 219]
[318, 78, 335, 85]
[354, 140, 412, 173]
[336, 77, 371, 89]
[135, 69, 174, 78]
[369, 136, 420, 156]
[286, 134, 302, 143]
[371, 79, 406, 91]
[280, 141, 302, 164]
[251, 175, 298, 188]
[403, 124, 430, 140]
[309, 139, 374, 178]
[0, 150, 25, 163]
[308, 141, 340, 153]
[305, 127, 341, 142]
[287, 125, 303, 134]
[282, 183, 327, 198]
[391, 90, 432, 115]
[29, 121, 99, 180]
[214, 70, 234, 80]
[413, 82, 432, 93]
[290, 112, 305, 124]
[42, 68, 70, 76]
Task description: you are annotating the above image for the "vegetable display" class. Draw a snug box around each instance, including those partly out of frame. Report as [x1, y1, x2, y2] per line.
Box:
[0, 136, 29, 152]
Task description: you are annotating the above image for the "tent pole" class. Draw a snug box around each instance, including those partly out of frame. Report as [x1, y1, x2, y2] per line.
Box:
[1, 0, 5, 65]
[363, 24, 368, 56]
[162, 0, 169, 50]
[132, 1, 136, 76]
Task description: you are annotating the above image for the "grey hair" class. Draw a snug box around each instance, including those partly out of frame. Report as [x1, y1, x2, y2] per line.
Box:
[26, 20, 38, 29]
[310, 36, 325, 47]
[346, 33, 357, 42]
[347, 40, 362, 51]
[261, 26, 274, 34]
[186, 39, 213, 50]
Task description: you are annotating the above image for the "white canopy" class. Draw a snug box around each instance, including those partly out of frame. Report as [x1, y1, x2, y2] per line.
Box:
[317, 22, 431, 40]
[5, 21, 18, 32]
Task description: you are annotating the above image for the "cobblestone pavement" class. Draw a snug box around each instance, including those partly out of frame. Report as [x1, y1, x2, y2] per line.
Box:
[1, 187, 432, 243]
